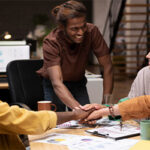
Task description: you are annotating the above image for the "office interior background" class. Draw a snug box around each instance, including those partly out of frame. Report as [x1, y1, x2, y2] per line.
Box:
[0, 0, 149, 104]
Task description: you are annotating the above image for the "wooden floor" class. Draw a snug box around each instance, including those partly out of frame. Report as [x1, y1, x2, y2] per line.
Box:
[112, 78, 134, 103]
[86, 65, 134, 104]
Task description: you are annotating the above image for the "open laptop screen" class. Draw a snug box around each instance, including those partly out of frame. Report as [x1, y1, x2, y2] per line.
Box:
[0, 45, 30, 73]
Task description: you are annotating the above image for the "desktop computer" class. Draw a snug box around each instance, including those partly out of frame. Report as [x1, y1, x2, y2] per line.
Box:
[0, 41, 30, 82]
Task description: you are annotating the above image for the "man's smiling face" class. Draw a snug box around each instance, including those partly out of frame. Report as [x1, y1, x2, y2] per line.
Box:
[64, 16, 87, 44]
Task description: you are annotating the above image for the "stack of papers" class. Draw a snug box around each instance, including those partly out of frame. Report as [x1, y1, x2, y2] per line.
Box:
[34, 133, 139, 150]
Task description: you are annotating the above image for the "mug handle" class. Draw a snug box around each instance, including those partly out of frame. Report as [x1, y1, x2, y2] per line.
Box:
[50, 103, 57, 111]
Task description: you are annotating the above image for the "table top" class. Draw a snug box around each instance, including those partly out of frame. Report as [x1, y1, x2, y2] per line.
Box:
[0, 82, 9, 89]
[29, 127, 92, 150]
[29, 122, 140, 150]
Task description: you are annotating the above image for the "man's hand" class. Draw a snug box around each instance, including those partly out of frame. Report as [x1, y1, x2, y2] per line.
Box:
[83, 106, 111, 125]
[72, 107, 95, 121]
[80, 103, 105, 111]
[84, 109, 103, 121]
[79, 104, 106, 124]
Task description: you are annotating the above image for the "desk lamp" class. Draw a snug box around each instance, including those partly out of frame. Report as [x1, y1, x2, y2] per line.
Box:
[0, 31, 12, 40]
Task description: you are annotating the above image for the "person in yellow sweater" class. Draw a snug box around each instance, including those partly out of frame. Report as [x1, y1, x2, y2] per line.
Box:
[80, 95, 150, 123]
[0, 100, 92, 150]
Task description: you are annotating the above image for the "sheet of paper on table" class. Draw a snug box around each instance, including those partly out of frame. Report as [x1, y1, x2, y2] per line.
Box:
[56, 117, 120, 129]
[33, 133, 139, 150]
[56, 120, 84, 129]
[96, 117, 120, 126]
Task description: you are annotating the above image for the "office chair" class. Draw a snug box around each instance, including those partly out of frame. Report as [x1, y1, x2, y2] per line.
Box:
[6, 59, 44, 110]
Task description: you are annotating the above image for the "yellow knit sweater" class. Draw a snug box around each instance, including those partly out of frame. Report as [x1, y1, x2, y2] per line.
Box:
[0, 100, 57, 150]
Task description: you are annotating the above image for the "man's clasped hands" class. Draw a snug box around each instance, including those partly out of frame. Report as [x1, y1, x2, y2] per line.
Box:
[73, 104, 107, 125]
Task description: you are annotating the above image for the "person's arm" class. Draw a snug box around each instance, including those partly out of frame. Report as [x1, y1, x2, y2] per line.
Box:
[0, 101, 93, 135]
[80, 103, 119, 123]
[118, 95, 150, 120]
[97, 54, 113, 103]
[83, 105, 120, 123]
[80, 103, 105, 111]
[0, 101, 57, 135]
[47, 65, 80, 109]
[56, 108, 94, 125]
[82, 95, 150, 123]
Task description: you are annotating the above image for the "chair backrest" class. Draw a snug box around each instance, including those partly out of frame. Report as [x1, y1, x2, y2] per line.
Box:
[6, 59, 44, 110]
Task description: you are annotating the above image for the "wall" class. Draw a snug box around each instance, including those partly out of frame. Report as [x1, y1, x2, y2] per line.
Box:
[91, 0, 110, 64]
[125, 0, 147, 74]
[0, 0, 92, 40]
[93, 0, 110, 45]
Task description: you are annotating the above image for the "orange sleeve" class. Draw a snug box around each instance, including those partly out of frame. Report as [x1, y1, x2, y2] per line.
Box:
[118, 95, 150, 120]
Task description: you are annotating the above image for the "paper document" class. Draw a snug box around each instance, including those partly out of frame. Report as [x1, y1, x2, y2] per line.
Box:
[56, 120, 83, 129]
[33, 133, 139, 150]
[96, 117, 120, 126]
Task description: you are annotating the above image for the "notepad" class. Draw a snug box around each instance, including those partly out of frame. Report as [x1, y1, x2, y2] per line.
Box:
[86, 124, 140, 140]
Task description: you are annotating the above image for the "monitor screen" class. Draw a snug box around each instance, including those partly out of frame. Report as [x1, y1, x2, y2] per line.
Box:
[0, 45, 30, 73]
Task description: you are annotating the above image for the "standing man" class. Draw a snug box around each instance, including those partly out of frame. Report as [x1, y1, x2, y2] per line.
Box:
[37, 0, 113, 111]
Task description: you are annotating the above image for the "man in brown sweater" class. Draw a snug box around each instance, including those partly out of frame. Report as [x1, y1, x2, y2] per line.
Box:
[37, 0, 113, 111]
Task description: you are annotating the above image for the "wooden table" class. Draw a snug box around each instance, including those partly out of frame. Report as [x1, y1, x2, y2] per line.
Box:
[0, 82, 9, 89]
[29, 122, 140, 150]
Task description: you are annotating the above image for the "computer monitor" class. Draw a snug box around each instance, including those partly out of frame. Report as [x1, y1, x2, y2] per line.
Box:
[0, 45, 30, 73]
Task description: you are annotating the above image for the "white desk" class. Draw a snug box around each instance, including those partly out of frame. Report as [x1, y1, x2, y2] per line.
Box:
[86, 75, 103, 104]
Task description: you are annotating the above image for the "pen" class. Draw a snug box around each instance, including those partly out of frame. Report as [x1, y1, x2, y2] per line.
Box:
[92, 131, 109, 138]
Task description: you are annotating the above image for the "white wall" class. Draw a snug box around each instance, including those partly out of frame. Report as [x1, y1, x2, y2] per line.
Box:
[92, 0, 111, 64]
[93, 0, 110, 45]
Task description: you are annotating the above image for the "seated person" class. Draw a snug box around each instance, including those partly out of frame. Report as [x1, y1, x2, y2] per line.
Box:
[80, 95, 150, 123]
[118, 52, 150, 103]
[0, 100, 92, 150]
[128, 52, 150, 99]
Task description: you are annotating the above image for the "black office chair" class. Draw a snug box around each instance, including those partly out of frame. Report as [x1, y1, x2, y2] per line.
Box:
[6, 59, 44, 110]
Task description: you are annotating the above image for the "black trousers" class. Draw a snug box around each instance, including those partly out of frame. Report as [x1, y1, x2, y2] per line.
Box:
[42, 77, 90, 112]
